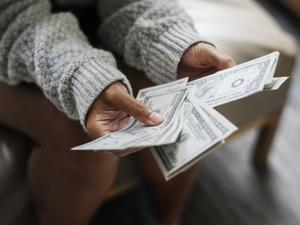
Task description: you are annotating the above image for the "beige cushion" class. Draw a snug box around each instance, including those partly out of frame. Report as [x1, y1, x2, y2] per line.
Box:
[178, 0, 297, 63]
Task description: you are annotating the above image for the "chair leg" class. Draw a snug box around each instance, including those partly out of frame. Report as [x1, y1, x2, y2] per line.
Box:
[252, 109, 283, 169]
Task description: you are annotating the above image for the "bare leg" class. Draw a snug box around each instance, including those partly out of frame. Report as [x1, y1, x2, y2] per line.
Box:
[134, 149, 199, 225]
[0, 82, 118, 225]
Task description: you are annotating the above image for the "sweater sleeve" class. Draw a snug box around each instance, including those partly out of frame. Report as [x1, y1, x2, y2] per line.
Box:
[0, 0, 132, 128]
[98, 0, 204, 84]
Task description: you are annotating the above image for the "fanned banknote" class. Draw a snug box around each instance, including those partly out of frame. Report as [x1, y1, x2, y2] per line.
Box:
[151, 97, 237, 180]
[188, 52, 280, 107]
[151, 52, 288, 180]
[264, 76, 289, 91]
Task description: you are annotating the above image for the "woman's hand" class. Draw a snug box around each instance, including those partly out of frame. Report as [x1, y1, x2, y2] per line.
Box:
[178, 42, 236, 80]
[86, 82, 164, 139]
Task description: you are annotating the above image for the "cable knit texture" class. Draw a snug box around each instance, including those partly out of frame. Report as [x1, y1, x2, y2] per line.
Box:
[0, 0, 203, 128]
[98, 0, 203, 84]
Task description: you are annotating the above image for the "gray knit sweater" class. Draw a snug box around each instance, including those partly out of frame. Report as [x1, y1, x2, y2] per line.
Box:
[0, 0, 202, 128]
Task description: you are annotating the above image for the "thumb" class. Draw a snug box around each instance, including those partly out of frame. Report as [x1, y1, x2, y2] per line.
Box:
[108, 87, 164, 125]
[205, 47, 236, 69]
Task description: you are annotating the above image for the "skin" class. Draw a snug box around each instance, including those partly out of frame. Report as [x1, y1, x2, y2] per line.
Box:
[0, 42, 235, 225]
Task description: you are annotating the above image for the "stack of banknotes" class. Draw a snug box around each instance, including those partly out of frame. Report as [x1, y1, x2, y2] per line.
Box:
[73, 51, 288, 180]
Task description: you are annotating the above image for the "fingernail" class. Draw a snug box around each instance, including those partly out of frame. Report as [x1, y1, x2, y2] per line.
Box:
[148, 112, 164, 123]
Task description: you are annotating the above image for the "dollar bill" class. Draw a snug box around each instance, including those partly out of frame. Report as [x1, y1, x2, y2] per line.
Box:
[151, 98, 237, 180]
[151, 52, 288, 180]
[194, 97, 238, 140]
[72, 78, 188, 151]
[188, 51, 280, 107]
[264, 76, 289, 91]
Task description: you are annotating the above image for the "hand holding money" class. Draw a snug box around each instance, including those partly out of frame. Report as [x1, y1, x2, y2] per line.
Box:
[77, 79, 188, 152]
[86, 82, 164, 139]
[75, 51, 288, 180]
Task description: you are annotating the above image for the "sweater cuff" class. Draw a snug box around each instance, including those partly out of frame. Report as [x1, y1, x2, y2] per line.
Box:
[71, 57, 132, 129]
[142, 23, 204, 84]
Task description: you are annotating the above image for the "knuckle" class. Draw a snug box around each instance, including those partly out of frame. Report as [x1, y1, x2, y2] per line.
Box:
[224, 58, 232, 65]
[225, 56, 232, 62]
[194, 44, 206, 59]
[104, 87, 118, 102]
[103, 83, 125, 102]
[86, 121, 94, 134]
[93, 128, 107, 138]
[87, 123, 106, 139]
[229, 57, 237, 65]
[226, 57, 236, 67]
[220, 55, 235, 68]
[134, 103, 146, 118]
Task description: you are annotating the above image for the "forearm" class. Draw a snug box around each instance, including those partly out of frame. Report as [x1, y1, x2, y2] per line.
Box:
[0, 0, 131, 128]
[98, 0, 204, 84]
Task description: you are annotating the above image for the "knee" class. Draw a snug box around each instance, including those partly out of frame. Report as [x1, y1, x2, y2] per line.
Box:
[43, 113, 89, 150]
[70, 152, 119, 184]
[43, 148, 119, 185]
[40, 117, 119, 184]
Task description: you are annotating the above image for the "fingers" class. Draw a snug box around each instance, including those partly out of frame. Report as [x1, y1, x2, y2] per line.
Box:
[205, 45, 236, 69]
[87, 125, 111, 139]
[86, 110, 128, 139]
[214, 53, 236, 69]
[115, 93, 164, 125]
[118, 116, 130, 130]
[104, 83, 164, 126]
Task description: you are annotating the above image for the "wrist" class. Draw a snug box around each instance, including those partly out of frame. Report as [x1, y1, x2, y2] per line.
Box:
[68, 57, 132, 130]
